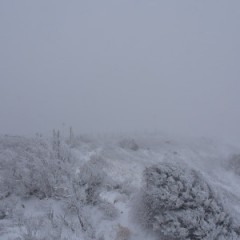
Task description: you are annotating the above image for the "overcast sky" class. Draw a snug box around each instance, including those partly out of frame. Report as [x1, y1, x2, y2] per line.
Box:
[0, 1, 240, 143]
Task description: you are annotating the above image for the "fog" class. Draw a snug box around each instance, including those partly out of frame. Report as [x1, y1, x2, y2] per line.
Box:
[0, 1, 240, 144]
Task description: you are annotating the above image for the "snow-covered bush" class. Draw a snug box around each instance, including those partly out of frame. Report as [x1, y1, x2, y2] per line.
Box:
[0, 136, 74, 199]
[63, 156, 108, 238]
[72, 156, 107, 205]
[119, 138, 139, 151]
[132, 162, 239, 240]
[63, 196, 96, 239]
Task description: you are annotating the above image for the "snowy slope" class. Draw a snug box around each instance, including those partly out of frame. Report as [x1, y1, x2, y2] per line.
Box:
[0, 134, 240, 239]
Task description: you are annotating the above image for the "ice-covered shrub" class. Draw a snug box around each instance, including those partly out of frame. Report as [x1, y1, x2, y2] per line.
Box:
[132, 162, 239, 240]
[0, 136, 74, 199]
[119, 138, 139, 151]
[63, 156, 108, 238]
[72, 156, 106, 205]
[63, 196, 96, 239]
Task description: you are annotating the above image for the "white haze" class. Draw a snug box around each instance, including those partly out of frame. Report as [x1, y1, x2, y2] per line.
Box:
[0, 0, 240, 144]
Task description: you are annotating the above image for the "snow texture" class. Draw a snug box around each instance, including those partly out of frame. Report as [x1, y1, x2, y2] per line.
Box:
[132, 162, 239, 239]
[0, 133, 240, 240]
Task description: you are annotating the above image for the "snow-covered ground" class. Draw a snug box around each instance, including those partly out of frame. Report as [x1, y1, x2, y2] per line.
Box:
[0, 133, 240, 239]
